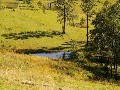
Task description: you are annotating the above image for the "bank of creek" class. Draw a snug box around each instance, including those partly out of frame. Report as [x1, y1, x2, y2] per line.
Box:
[16, 49, 72, 59]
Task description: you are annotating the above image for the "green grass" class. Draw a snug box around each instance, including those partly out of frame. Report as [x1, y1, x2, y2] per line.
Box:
[0, 0, 117, 51]
[0, 51, 120, 90]
[0, 0, 119, 89]
[0, 9, 88, 51]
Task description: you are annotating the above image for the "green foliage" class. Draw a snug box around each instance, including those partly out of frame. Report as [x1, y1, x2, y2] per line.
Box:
[55, 0, 77, 33]
[80, 17, 85, 25]
[69, 40, 81, 59]
[80, 0, 96, 45]
[81, 0, 96, 15]
[56, 0, 77, 23]
[89, 0, 120, 77]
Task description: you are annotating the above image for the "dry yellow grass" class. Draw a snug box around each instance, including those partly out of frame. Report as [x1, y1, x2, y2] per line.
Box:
[0, 51, 120, 90]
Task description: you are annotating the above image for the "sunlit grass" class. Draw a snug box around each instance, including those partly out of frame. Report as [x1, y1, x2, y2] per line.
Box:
[0, 9, 89, 50]
[0, 0, 117, 50]
[0, 0, 119, 89]
[0, 51, 120, 90]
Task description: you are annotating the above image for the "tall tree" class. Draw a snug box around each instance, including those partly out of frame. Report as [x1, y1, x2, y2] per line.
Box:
[55, 0, 77, 34]
[89, 0, 120, 77]
[81, 0, 96, 46]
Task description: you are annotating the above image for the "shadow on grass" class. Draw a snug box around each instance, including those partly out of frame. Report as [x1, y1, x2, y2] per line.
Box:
[16, 48, 50, 54]
[72, 46, 120, 81]
[16, 46, 70, 54]
[1, 30, 62, 40]
[77, 59, 109, 79]
[16, 40, 82, 54]
[50, 40, 120, 81]
[15, 40, 120, 83]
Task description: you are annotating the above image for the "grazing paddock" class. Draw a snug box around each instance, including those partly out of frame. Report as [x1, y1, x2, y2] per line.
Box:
[0, 0, 119, 90]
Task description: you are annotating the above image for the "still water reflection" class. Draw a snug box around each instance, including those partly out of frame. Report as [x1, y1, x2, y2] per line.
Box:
[33, 51, 71, 59]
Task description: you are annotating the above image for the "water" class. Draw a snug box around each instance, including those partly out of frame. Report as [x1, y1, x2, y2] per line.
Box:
[33, 51, 71, 59]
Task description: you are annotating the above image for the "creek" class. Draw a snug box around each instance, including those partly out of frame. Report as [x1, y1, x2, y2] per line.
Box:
[33, 51, 71, 59]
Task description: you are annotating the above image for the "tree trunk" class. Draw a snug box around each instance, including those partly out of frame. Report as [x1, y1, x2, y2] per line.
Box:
[113, 55, 116, 69]
[62, 5, 66, 34]
[18, 0, 20, 9]
[114, 45, 117, 74]
[113, 24, 118, 74]
[50, 3, 51, 9]
[86, 13, 89, 46]
[115, 60, 117, 73]
[110, 59, 113, 77]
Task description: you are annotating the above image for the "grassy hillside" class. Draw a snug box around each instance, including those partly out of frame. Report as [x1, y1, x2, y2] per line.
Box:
[0, 9, 88, 51]
[0, 0, 117, 51]
[0, 0, 120, 89]
[0, 51, 120, 90]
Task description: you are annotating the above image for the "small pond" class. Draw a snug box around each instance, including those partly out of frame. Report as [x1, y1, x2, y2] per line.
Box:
[33, 51, 71, 59]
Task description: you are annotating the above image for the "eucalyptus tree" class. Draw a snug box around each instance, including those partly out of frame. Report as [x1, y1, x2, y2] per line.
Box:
[55, 0, 77, 34]
[89, 0, 120, 77]
[80, 0, 96, 46]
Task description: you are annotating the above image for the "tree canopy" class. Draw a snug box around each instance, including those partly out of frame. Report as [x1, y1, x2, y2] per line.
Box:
[55, 0, 77, 34]
[89, 0, 120, 77]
